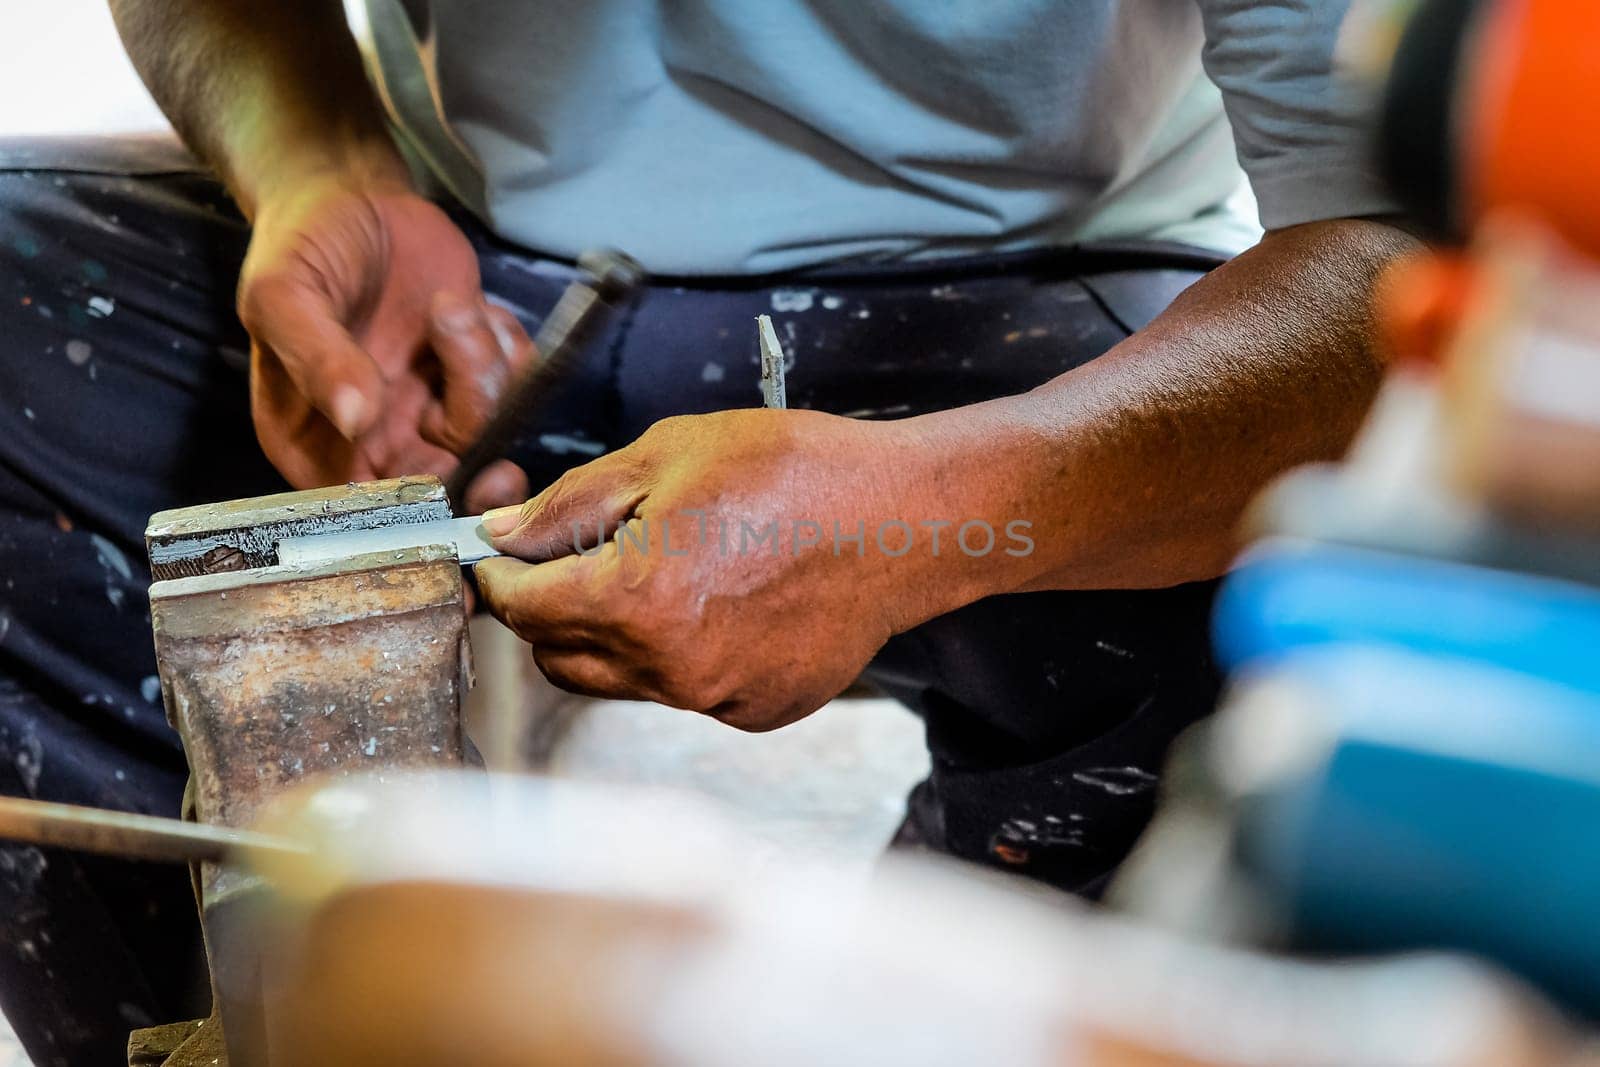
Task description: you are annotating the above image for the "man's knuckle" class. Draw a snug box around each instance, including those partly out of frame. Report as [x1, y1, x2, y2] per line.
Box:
[534, 655, 578, 692]
[621, 610, 664, 658]
[660, 678, 705, 711]
[238, 275, 295, 334]
[479, 573, 527, 626]
[616, 572, 666, 627]
[236, 287, 267, 332]
[663, 660, 723, 712]
[514, 495, 544, 531]
[649, 414, 692, 440]
[540, 470, 576, 509]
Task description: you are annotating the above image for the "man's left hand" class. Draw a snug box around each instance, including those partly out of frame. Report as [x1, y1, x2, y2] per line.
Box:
[474, 409, 965, 731]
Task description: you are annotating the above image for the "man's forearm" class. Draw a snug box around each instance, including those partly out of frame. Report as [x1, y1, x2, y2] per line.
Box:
[899, 218, 1419, 608]
[109, 0, 408, 217]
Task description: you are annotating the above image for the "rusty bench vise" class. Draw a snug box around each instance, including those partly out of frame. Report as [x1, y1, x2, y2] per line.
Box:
[142, 474, 480, 1067]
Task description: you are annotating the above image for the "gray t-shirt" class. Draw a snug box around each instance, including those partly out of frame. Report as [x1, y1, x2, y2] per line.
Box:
[354, 1, 1394, 274]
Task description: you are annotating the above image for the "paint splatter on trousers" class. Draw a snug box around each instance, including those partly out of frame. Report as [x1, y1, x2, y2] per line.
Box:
[0, 136, 1224, 1064]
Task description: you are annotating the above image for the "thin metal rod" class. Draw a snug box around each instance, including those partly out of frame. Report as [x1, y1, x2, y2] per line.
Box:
[0, 795, 304, 865]
[757, 314, 788, 409]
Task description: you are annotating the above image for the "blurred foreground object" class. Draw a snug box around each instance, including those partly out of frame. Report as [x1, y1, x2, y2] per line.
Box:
[1378, 0, 1600, 527]
[1116, 0, 1600, 1025]
[228, 771, 1582, 1067]
[1377, 0, 1600, 257]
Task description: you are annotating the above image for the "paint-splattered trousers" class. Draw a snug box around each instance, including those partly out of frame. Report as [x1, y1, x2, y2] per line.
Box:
[0, 136, 1225, 1065]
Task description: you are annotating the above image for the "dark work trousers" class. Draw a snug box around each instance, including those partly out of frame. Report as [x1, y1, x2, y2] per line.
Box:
[0, 136, 1225, 1065]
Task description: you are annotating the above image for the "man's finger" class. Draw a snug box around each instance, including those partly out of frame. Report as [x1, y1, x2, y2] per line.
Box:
[249, 343, 380, 487]
[484, 303, 537, 374]
[530, 650, 636, 700]
[474, 554, 598, 638]
[480, 461, 647, 562]
[463, 460, 529, 514]
[239, 276, 386, 440]
[424, 292, 512, 453]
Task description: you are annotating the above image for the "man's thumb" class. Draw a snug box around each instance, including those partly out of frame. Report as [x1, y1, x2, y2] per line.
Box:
[480, 464, 644, 562]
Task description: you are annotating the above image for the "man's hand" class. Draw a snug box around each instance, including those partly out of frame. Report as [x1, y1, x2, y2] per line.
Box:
[240, 175, 534, 511]
[110, 1, 529, 507]
[473, 410, 991, 731]
[475, 218, 1417, 730]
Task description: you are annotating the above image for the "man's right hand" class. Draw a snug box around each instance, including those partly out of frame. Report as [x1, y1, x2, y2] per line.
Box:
[239, 174, 535, 512]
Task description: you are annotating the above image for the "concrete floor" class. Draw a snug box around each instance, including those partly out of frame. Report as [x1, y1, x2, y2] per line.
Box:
[549, 697, 928, 866]
[465, 617, 931, 874]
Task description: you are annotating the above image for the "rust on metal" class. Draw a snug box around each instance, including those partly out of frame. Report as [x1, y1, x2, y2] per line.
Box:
[151, 545, 471, 832]
[144, 474, 476, 1067]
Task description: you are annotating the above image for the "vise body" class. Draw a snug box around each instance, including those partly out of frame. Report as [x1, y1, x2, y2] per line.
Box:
[142, 475, 476, 1066]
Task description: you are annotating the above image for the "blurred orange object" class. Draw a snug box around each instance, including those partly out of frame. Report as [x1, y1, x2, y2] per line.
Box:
[1377, 252, 1485, 368]
[1468, 0, 1600, 260]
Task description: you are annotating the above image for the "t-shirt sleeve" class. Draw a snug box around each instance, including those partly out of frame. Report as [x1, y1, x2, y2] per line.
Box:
[1195, 0, 1400, 230]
